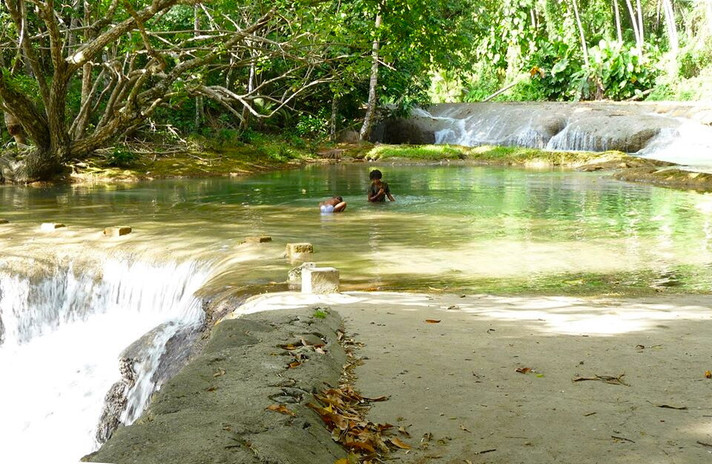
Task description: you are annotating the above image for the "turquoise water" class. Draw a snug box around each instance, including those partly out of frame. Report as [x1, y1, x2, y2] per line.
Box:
[2, 163, 712, 294]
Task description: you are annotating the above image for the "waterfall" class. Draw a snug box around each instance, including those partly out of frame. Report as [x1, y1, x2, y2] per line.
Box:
[0, 257, 209, 462]
[406, 103, 712, 171]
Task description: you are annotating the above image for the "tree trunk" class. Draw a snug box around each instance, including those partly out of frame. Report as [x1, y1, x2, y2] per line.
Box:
[612, 0, 623, 42]
[571, 0, 589, 67]
[624, 0, 642, 50]
[359, 13, 382, 142]
[636, 0, 645, 47]
[661, 0, 678, 54]
[194, 5, 204, 129]
[3, 111, 27, 146]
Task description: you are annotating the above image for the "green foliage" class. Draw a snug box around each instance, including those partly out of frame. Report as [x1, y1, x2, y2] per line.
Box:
[523, 39, 582, 100]
[312, 308, 328, 319]
[579, 40, 661, 100]
[105, 148, 139, 168]
[295, 113, 329, 138]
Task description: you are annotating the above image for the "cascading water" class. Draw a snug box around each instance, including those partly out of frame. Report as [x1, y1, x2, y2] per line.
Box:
[407, 102, 712, 171]
[0, 256, 210, 462]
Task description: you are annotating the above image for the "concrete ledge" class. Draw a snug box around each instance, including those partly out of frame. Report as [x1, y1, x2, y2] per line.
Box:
[83, 309, 348, 464]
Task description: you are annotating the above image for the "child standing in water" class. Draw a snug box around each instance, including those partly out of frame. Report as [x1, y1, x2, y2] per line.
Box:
[367, 169, 395, 202]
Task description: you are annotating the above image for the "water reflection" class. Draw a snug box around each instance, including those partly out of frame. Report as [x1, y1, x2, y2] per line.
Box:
[1, 164, 712, 294]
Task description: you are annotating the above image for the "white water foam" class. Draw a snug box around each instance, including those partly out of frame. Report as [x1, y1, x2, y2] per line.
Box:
[0, 258, 208, 463]
[637, 121, 712, 171]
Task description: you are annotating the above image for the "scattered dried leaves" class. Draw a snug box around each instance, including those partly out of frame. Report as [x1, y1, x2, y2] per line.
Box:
[309, 328, 408, 463]
[425, 319, 441, 324]
[280, 334, 329, 369]
[515, 367, 532, 374]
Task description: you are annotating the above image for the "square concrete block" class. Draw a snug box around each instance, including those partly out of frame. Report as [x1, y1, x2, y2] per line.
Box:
[104, 226, 132, 237]
[40, 223, 66, 231]
[286, 242, 314, 260]
[288, 262, 316, 284]
[302, 267, 339, 294]
[245, 235, 272, 243]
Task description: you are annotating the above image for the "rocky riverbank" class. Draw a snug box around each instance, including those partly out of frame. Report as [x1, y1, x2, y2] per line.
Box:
[84, 307, 350, 464]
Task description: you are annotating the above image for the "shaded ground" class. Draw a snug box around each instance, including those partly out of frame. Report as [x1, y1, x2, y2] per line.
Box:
[90, 291, 712, 463]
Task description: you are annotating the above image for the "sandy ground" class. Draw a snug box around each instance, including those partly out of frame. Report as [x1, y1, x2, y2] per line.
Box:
[237, 291, 712, 464]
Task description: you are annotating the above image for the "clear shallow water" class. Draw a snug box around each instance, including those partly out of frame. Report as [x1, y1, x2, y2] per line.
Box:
[2, 163, 712, 293]
[2, 163, 712, 461]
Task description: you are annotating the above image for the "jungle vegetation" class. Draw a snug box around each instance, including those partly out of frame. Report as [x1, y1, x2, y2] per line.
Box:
[0, 0, 711, 181]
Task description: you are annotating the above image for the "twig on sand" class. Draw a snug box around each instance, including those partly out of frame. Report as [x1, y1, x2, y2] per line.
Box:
[611, 435, 636, 443]
[697, 441, 712, 448]
[572, 373, 629, 386]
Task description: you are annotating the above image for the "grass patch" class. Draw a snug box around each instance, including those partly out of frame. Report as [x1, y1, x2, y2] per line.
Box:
[72, 133, 318, 182]
[366, 144, 465, 160]
[364, 144, 630, 167]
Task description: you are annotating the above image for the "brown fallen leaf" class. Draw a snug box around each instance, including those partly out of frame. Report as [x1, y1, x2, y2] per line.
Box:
[705, 370, 711, 379]
[389, 437, 412, 449]
[398, 426, 411, 437]
[288, 360, 302, 369]
[266, 404, 296, 416]
[425, 319, 441, 324]
[515, 367, 532, 374]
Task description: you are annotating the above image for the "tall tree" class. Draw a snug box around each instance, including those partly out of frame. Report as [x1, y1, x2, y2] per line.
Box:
[0, 1, 332, 182]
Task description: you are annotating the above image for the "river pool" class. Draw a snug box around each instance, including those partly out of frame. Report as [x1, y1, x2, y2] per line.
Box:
[2, 162, 712, 462]
[2, 162, 712, 294]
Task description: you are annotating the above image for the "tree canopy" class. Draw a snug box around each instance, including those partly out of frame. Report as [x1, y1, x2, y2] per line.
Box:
[1, 0, 711, 182]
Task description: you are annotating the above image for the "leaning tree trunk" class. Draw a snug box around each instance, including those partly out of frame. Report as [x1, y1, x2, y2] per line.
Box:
[3, 111, 27, 146]
[359, 14, 382, 142]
